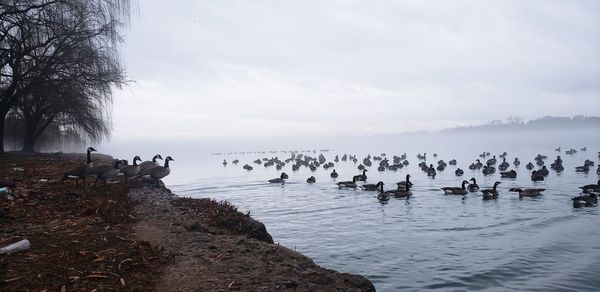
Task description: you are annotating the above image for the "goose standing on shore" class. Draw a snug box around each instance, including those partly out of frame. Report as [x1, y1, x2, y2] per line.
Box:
[139, 154, 163, 172]
[441, 180, 469, 195]
[468, 178, 480, 191]
[120, 156, 141, 182]
[60, 147, 97, 185]
[86, 159, 123, 186]
[481, 182, 501, 200]
[148, 156, 174, 186]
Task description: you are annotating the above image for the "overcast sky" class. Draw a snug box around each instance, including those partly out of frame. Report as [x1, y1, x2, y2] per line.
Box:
[111, 0, 600, 141]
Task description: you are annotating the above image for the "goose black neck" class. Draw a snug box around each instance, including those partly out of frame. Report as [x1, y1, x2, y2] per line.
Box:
[133, 158, 138, 166]
[86, 149, 92, 164]
[164, 159, 170, 168]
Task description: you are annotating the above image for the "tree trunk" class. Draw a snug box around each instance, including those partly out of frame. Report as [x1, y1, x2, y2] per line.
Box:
[0, 110, 6, 154]
[22, 122, 35, 152]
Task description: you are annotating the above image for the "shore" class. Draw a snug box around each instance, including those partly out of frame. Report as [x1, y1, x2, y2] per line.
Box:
[0, 152, 375, 291]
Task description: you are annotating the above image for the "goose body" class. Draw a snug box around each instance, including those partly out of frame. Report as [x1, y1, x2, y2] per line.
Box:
[306, 176, 316, 183]
[441, 180, 469, 195]
[481, 181, 501, 200]
[455, 168, 464, 176]
[356, 170, 368, 181]
[120, 156, 142, 182]
[510, 188, 545, 198]
[396, 174, 413, 190]
[139, 155, 163, 173]
[330, 169, 339, 178]
[337, 176, 358, 188]
[269, 172, 287, 183]
[572, 193, 597, 208]
[531, 170, 544, 181]
[468, 178, 479, 191]
[579, 180, 600, 193]
[500, 170, 517, 178]
[61, 147, 97, 185]
[361, 181, 384, 191]
[148, 156, 174, 185]
[86, 159, 122, 186]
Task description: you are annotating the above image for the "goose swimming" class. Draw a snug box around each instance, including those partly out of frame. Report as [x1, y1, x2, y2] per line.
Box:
[361, 181, 384, 191]
[500, 170, 517, 178]
[337, 176, 358, 188]
[572, 193, 597, 208]
[531, 170, 544, 181]
[330, 169, 339, 178]
[441, 180, 469, 195]
[60, 147, 97, 185]
[510, 188, 545, 198]
[356, 170, 368, 181]
[579, 180, 600, 193]
[481, 181, 501, 200]
[468, 178, 479, 191]
[269, 173, 288, 183]
[455, 168, 464, 176]
[306, 176, 316, 183]
[396, 174, 413, 190]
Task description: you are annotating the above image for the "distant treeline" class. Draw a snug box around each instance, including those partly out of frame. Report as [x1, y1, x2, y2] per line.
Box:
[441, 115, 600, 133]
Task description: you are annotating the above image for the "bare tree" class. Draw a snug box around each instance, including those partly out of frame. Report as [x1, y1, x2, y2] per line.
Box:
[0, 0, 131, 153]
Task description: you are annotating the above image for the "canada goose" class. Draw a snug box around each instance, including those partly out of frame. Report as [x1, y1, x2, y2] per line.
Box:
[510, 188, 545, 198]
[572, 193, 597, 208]
[330, 169, 339, 178]
[361, 181, 384, 191]
[139, 155, 163, 172]
[449, 159, 457, 165]
[468, 178, 479, 191]
[482, 165, 496, 175]
[531, 170, 544, 181]
[513, 158, 520, 166]
[579, 180, 600, 193]
[269, 173, 287, 183]
[597, 165, 600, 175]
[60, 147, 97, 185]
[455, 168, 464, 176]
[232, 159, 239, 164]
[426, 164, 436, 177]
[337, 176, 358, 188]
[223, 159, 227, 166]
[384, 183, 412, 198]
[86, 159, 122, 186]
[481, 181, 501, 200]
[120, 156, 141, 182]
[377, 192, 390, 201]
[243, 164, 253, 170]
[356, 170, 368, 181]
[148, 156, 174, 186]
[396, 174, 413, 190]
[500, 170, 517, 178]
[307, 176, 316, 183]
[526, 162, 534, 170]
[441, 180, 469, 195]
[538, 166, 549, 176]
[575, 164, 590, 173]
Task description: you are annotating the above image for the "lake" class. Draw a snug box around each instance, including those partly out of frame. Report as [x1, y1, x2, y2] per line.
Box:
[106, 129, 600, 291]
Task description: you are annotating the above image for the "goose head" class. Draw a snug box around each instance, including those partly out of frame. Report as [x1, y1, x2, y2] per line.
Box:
[87, 147, 97, 153]
[133, 156, 141, 166]
[461, 180, 469, 188]
[493, 181, 501, 188]
[164, 156, 174, 167]
[152, 154, 163, 162]
[470, 178, 477, 183]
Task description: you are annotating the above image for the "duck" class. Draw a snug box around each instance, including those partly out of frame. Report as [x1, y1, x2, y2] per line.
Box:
[306, 176, 316, 184]
[362, 181, 384, 191]
[441, 180, 469, 195]
[139, 154, 163, 172]
[509, 188, 545, 198]
[337, 176, 358, 188]
[147, 156, 174, 186]
[330, 169, 339, 178]
[120, 156, 141, 182]
[243, 164, 253, 170]
[426, 164, 436, 177]
[356, 170, 368, 181]
[575, 164, 590, 173]
[500, 170, 517, 178]
[481, 181, 501, 200]
[513, 158, 520, 166]
[60, 147, 97, 185]
[222, 159, 227, 166]
[86, 159, 123, 186]
[531, 170, 544, 181]
[572, 193, 597, 208]
[468, 178, 479, 191]
[455, 168, 464, 176]
[579, 180, 600, 193]
[269, 172, 288, 183]
[396, 174, 413, 190]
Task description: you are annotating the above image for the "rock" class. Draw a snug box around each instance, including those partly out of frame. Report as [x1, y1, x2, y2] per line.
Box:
[245, 219, 274, 244]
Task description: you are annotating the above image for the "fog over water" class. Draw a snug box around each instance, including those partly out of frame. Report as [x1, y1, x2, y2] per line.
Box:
[102, 128, 600, 290]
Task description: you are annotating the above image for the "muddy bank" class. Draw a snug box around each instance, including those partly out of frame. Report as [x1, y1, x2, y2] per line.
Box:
[1, 152, 375, 291]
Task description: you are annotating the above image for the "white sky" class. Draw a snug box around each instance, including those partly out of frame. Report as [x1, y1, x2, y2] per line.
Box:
[111, 0, 600, 141]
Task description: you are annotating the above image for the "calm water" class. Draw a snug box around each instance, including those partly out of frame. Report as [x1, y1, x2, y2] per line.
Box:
[107, 130, 600, 291]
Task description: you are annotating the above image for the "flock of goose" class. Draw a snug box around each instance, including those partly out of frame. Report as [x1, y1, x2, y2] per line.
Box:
[60, 147, 174, 186]
[224, 148, 600, 208]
